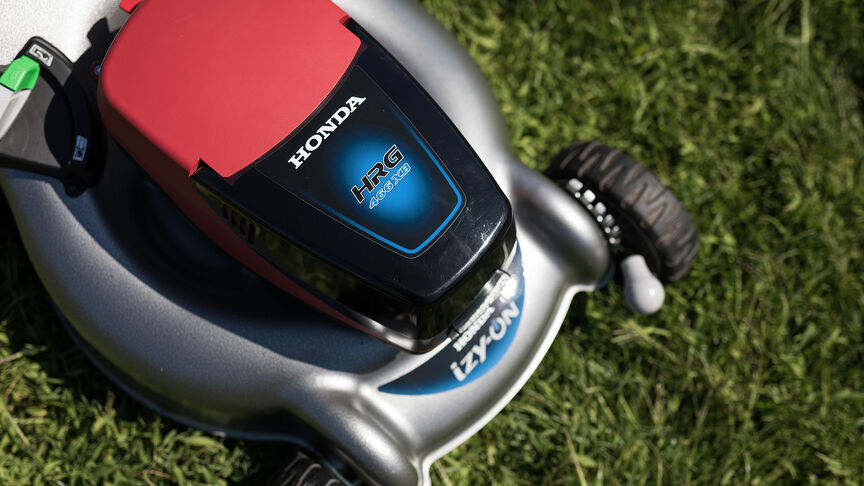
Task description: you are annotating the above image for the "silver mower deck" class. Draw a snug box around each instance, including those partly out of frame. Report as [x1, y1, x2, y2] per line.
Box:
[0, 1, 611, 484]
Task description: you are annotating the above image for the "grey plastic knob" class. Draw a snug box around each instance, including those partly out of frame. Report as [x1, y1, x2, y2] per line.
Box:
[621, 254, 665, 314]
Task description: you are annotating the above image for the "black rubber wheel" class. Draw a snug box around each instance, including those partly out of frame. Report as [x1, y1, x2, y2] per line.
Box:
[546, 141, 699, 282]
[266, 450, 344, 486]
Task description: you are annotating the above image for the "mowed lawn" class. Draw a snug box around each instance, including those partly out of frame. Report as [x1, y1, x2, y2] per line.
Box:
[2, 0, 863, 484]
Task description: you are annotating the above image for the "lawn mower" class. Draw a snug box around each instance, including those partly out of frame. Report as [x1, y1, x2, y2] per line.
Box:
[0, 0, 698, 484]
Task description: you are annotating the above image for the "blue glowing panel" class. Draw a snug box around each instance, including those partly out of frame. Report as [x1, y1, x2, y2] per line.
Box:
[256, 67, 463, 256]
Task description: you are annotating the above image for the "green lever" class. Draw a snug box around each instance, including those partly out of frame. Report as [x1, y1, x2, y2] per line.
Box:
[0, 56, 40, 91]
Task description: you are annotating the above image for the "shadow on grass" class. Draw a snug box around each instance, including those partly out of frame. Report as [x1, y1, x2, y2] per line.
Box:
[560, 291, 591, 334]
[0, 195, 298, 484]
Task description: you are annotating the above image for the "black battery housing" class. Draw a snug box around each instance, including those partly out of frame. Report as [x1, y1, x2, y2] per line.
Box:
[192, 23, 515, 351]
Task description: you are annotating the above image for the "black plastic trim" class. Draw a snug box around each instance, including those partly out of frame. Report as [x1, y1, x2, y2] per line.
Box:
[191, 22, 515, 348]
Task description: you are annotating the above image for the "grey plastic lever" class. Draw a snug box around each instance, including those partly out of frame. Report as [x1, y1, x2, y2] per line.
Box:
[0, 86, 31, 140]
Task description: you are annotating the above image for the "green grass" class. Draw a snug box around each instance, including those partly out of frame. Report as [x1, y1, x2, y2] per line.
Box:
[2, 0, 863, 484]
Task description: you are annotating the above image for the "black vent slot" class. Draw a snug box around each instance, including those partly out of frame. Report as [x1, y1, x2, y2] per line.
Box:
[219, 203, 257, 244]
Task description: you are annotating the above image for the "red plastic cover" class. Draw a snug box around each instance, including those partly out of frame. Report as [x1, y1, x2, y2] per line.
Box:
[118, 0, 141, 13]
[100, 0, 360, 178]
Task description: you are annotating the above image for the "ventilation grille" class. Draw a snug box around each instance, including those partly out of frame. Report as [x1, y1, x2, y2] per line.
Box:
[221, 203, 257, 244]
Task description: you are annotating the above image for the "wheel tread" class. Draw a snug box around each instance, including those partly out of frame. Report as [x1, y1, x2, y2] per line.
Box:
[267, 451, 344, 486]
[548, 141, 699, 282]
